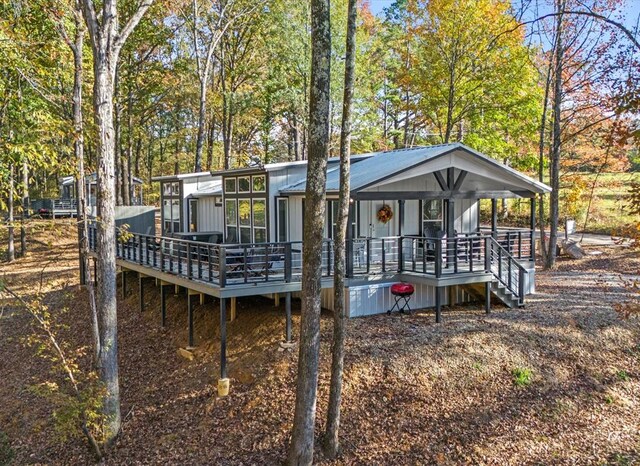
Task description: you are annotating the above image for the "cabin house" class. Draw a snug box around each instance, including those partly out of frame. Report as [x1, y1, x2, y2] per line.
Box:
[32, 173, 144, 217]
[88, 142, 551, 391]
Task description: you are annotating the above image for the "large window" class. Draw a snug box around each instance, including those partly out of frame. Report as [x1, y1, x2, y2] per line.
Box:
[223, 173, 269, 244]
[326, 200, 358, 239]
[253, 199, 266, 243]
[161, 181, 181, 234]
[422, 200, 443, 237]
[225, 199, 238, 242]
[238, 199, 252, 243]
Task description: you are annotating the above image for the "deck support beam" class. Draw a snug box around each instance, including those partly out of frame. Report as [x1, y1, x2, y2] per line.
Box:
[139, 273, 147, 312]
[218, 297, 229, 396]
[485, 282, 491, 314]
[274, 293, 280, 307]
[285, 292, 292, 343]
[187, 291, 196, 348]
[230, 297, 237, 321]
[435, 286, 442, 323]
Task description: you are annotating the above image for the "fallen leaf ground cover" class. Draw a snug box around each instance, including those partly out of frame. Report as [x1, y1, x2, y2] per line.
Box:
[0, 220, 638, 465]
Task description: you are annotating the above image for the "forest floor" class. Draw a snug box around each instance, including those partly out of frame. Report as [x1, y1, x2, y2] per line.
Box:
[0, 220, 639, 465]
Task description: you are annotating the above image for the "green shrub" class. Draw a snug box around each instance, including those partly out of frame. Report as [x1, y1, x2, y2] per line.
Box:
[616, 370, 630, 382]
[512, 367, 533, 387]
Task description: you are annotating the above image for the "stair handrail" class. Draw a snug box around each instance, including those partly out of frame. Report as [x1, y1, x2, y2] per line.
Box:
[487, 236, 528, 305]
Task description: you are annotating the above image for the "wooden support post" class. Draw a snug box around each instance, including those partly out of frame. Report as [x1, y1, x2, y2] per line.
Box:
[174, 284, 179, 295]
[160, 281, 168, 327]
[200, 293, 205, 305]
[435, 286, 442, 323]
[187, 291, 196, 349]
[218, 297, 229, 396]
[121, 269, 127, 299]
[230, 297, 237, 322]
[285, 292, 292, 343]
[448, 286, 455, 307]
[485, 281, 491, 314]
[274, 293, 281, 307]
[93, 259, 97, 286]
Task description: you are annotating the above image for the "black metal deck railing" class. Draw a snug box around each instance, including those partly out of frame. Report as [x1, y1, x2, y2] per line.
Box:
[88, 227, 530, 303]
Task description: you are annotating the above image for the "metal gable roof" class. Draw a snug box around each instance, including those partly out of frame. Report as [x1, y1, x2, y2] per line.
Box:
[279, 143, 551, 195]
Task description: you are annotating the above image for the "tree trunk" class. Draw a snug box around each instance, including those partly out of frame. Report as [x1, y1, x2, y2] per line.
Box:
[324, 0, 356, 459]
[123, 88, 132, 205]
[113, 68, 123, 207]
[7, 164, 15, 263]
[287, 0, 331, 463]
[70, 13, 89, 287]
[194, 77, 207, 172]
[545, 2, 564, 270]
[92, 53, 121, 443]
[206, 115, 215, 170]
[20, 159, 28, 256]
[537, 57, 553, 264]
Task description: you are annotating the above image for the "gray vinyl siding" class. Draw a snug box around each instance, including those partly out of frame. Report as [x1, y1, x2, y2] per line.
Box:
[198, 197, 224, 232]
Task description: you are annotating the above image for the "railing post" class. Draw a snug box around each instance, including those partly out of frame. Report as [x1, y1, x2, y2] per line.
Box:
[498, 247, 503, 279]
[508, 258, 512, 289]
[366, 239, 371, 274]
[518, 231, 523, 259]
[160, 239, 165, 272]
[381, 238, 386, 273]
[138, 235, 143, 265]
[187, 243, 192, 279]
[397, 237, 403, 273]
[284, 243, 292, 283]
[519, 268, 525, 305]
[219, 248, 227, 287]
[208, 245, 213, 282]
[453, 238, 458, 273]
[435, 240, 442, 278]
[484, 237, 491, 272]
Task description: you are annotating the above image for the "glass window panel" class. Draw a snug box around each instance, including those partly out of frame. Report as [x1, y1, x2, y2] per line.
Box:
[254, 228, 266, 244]
[423, 200, 442, 220]
[225, 199, 237, 226]
[238, 199, 251, 226]
[252, 175, 266, 193]
[240, 227, 252, 243]
[224, 178, 236, 194]
[238, 176, 251, 193]
[163, 183, 172, 196]
[252, 199, 266, 227]
[226, 226, 238, 243]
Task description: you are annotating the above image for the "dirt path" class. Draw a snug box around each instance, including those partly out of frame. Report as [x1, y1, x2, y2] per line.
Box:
[0, 221, 638, 465]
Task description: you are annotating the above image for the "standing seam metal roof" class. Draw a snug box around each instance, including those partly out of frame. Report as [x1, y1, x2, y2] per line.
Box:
[279, 143, 551, 194]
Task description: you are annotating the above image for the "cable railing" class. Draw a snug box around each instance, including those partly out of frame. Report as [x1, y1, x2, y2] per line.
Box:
[87, 226, 528, 302]
[479, 227, 534, 261]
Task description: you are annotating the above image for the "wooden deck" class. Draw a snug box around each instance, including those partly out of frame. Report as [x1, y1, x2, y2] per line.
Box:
[88, 227, 532, 302]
